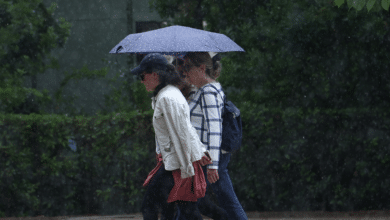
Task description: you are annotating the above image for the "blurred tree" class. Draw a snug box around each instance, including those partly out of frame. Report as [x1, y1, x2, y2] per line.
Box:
[0, 0, 70, 114]
[150, 0, 390, 211]
[334, 0, 390, 12]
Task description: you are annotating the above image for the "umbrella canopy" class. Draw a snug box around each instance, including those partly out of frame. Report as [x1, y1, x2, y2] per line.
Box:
[109, 25, 245, 55]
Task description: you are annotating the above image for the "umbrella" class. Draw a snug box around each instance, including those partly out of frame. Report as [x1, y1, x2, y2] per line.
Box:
[109, 25, 245, 55]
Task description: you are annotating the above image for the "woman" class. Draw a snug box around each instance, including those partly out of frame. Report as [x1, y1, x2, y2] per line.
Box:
[171, 54, 229, 220]
[132, 53, 212, 220]
[181, 52, 248, 220]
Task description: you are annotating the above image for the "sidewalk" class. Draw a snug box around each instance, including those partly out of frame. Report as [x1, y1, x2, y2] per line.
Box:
[63, 211, 390, 220]
[2, 211, 390, 220]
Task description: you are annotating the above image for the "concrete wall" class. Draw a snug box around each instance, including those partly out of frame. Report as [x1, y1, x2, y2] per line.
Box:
[38, 0, 163, 115]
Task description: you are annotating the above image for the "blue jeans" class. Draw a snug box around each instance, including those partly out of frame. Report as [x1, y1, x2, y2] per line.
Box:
[209, 152, 247, 220]
[177, 152, 247, 220]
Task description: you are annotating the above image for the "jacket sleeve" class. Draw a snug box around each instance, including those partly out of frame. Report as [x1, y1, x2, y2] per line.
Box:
[200, 86, 224, 170]
[155, 136, 161, 154]
[160, 97, 206, 178]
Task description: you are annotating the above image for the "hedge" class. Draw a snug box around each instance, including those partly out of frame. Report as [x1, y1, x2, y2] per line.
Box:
[1, 107, 390, 216]
[0, 111, 155, 217]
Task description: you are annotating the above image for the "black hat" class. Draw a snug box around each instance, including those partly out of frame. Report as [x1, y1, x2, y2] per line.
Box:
[131, 53, 170, 76]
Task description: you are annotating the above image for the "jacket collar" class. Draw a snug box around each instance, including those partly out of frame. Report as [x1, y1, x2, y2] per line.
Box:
[151, 84, 176, 110]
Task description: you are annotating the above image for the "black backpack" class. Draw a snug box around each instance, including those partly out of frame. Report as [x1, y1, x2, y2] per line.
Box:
[209, 85, 243, 152]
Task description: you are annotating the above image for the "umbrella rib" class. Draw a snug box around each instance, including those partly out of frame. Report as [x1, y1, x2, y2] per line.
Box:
[124, 34, 143, 53]
[207, 34, 222, 52]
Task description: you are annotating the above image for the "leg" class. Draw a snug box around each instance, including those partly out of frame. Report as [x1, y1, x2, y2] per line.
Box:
[176, 201, 202, 220]
[197, 165, 228, 220]
[197, 189, 228, 220]
[141, 166, 164, 220]
[210, 152, 248, 220]
[160, 169, 176, 220]
[141, 191, 159, 220]
[176, 166, 228, 220]
[141, 166, 176, 220]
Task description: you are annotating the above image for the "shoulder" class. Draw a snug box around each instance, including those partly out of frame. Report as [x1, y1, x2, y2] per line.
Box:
[157, 85, 187, 105]
[200, 83, 224, 98]
[201, 83, 222, 92]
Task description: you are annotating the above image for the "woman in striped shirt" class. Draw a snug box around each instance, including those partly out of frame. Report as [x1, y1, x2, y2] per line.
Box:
[181, 52, 248, 220]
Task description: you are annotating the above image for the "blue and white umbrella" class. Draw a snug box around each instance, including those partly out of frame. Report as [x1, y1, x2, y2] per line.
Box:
[109, 25, 245, 55]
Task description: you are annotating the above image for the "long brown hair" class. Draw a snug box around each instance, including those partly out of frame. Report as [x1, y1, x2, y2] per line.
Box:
[185, 52, 220, 80]
[145, 64, 183, 97]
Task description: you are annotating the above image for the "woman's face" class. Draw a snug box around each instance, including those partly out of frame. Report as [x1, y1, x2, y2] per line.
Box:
[182, 59, 206, 88]
[141, 72, 160, 92]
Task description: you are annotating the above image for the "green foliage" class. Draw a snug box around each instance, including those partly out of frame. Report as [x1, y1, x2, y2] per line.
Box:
[98, 58, 151, 115]
[335, 0, 345, 7]
[0, 0, 129, 116]
[53, 63, 109, 116]
[0, 0, 163, 217]
[151, 0, 390, 211]
[381, 0, 390, 10]
[367, 0, 377, 11]
[0, 87, 51, 113]
[0, 0, 70, 114]
[0, 111, 155, 216]
[334, 0, 390, 11]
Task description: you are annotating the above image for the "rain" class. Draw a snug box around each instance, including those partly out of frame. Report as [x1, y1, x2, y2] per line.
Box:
[1, 0, 390, 219]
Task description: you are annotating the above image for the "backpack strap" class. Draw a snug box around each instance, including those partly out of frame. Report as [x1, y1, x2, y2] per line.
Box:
[208, 84, 240, 118]
[207, 84, 226, 115]
[207, 84, 226, 102]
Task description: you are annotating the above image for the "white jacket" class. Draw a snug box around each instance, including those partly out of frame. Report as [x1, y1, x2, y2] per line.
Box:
[152, 85, 208, 178]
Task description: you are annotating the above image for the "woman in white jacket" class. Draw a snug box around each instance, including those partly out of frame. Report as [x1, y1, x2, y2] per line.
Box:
[132, 53, 212, 220]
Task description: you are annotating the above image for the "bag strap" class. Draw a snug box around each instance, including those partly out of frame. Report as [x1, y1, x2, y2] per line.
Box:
[208, 84, 227, 116]
[208, 84, 226, 104]
[192, 84, 222, 111]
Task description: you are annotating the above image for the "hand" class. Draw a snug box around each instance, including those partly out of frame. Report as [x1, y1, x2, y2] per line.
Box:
[207, 168, 219, 184]
[156, 153, 162, 163]
[199, 152, 212, 166]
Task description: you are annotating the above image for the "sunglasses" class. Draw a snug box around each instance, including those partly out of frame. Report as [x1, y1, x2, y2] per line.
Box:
[175, 59, 193, 73]
[137, 72, 149, 81]
[183, 63, 193, 73]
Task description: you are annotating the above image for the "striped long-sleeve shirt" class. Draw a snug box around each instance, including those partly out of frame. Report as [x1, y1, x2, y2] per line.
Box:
[188, 82, 225, 170]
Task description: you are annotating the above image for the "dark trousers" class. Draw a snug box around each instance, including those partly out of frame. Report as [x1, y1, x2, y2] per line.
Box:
[177, 152, 247, 220]
[208, 152, 247, 220]
[175, 159, 230, 220]
[141, 165, 203, 220]
[196, 175, 229, 220]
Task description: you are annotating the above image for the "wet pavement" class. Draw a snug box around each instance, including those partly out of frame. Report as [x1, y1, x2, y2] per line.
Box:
[3, 211, 390, 220]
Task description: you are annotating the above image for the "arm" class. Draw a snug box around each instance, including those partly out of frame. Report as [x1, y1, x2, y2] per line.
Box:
[155, 136, 162, 163]
[159, 97, 201, 178]
[200, 87, 224, 170]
